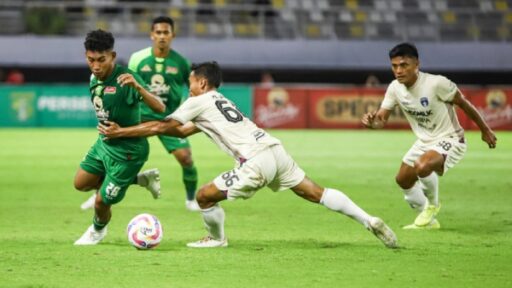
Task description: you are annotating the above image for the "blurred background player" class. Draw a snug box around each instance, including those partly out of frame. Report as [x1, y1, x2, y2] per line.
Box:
[128, 16, 200, 211]
[74, 29, 165, 245]
[362, 42, 497, 230]
[98, 61, 398, 249]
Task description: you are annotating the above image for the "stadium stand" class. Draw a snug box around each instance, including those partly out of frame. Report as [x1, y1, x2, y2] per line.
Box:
[0, 0, 511, 41]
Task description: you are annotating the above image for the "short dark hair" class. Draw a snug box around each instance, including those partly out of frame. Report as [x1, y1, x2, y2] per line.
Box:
[192, 61, 222, 88]
[84, 29, 114, 52]
[389, 42, 419, 59]
[152, 16, 175, 31]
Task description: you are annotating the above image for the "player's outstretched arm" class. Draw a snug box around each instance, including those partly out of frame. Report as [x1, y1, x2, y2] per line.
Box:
[98, 119, 200, 139]
[117, 73, 165, 113]
[452, 91, 497, 149]
[362, 108, 391, 129]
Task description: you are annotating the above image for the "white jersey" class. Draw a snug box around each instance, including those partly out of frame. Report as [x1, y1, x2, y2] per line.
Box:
[168, 90, 281, 160]
[381, 71, 464, 143]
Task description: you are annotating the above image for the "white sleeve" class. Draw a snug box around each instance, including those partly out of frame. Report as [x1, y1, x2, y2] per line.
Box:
[436, 76, 458, 102]
[166, 97, 204, 124]
[381, 84, 397, 110]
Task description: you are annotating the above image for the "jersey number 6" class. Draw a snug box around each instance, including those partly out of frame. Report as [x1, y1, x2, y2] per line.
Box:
[215, 100, 243, 123]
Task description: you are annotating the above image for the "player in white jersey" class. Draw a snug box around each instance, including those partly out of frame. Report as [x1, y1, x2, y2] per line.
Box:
[98, 61, 398, 249]
[362, 43, 497, 229]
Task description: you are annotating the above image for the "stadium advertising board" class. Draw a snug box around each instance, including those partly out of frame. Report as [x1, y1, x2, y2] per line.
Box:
[253, 87, 307, 128]
[1, 85, 253, 127]
[0, 86, 39, 127]
[37, 85, 96, 127]
[308, 88, 408, 129]
[466, 88, 512, 130]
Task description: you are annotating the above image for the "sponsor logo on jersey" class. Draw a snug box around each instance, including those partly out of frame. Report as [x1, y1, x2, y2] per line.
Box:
[140, 65, 152, 72]
[420, 97, 429, 107]
[166, 66, 178, 74]
[104, 86, 117, 94]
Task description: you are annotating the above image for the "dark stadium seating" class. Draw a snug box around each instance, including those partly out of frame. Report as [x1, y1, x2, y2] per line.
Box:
[0, 0, 510, 41]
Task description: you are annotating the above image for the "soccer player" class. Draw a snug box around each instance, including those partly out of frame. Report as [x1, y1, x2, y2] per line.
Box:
[74, 29, 165, 245]
[129, 16, 200, 211]
[362, 43, 497, 229]
[98, 61, 398, 249]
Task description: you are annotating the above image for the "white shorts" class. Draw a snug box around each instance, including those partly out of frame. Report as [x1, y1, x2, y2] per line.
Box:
[213, 144, 306, 200]
[402, 137, 467, 174]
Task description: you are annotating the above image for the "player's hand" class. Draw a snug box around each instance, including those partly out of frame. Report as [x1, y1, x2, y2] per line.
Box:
[362, 111, 377, 128]
[98, 121, 121, 140]
[482, 129, 497, 149]
[117, 73, 139, 89]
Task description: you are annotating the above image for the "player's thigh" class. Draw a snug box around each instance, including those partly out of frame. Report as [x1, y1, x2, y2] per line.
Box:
[75, 146, 105, 191]
[99, 159, 145, 205]
[415, 150, 445, 176]
[213, 152, 276, 200]
[423, 138, 467, 175]
[268, 145, 305, 192]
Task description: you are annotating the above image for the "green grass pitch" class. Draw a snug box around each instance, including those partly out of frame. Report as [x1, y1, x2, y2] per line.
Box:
[0, 129, 511, 288]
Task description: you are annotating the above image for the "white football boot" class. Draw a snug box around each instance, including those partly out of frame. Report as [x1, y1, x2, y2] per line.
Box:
[187, 236, 228, 248]
[185, 199, 201, 212]
[80, 193, 97, 210]
[138, 168, 161, 199]
[74, 225, 107, 245]
[367, 217, 398, 249]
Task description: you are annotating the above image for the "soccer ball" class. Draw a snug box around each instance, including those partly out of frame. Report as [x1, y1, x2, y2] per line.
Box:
[127, 213, 163, 249]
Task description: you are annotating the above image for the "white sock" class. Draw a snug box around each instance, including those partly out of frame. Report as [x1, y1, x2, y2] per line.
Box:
[418, 173, 439, 206]
[320, 188, 371, 227]
[402, 182, 428, 211]
[201, 204, 225, 240]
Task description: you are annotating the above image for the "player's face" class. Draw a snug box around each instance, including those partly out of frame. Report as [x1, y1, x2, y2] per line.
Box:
[151, 23, 174, 50]
[390, 56, 419, 87]
[85, 50, 116, 80]
[188, 71, 208, 96]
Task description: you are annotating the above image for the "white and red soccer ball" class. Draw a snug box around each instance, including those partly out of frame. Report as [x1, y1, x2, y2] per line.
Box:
[127, 213, 163, 249]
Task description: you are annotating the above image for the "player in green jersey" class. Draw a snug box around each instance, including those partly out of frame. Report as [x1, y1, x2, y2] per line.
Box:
[74, 29, 165, 245]
[128, 16, 200, 211]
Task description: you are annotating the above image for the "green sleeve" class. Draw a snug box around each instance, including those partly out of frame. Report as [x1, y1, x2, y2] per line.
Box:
[128, 55, 138, 72]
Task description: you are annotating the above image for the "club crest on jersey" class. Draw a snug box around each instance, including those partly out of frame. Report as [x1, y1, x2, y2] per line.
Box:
[104, 86, 116, 94]
[140, 65, 152, 72]
[166, 66, 178, 74]
[156, 64, 164, 73]
[420, 97, 429, 107]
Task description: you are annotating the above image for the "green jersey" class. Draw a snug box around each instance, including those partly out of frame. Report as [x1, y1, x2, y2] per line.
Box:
[128, 47, 191, 121]
[89, 64, 149, 162]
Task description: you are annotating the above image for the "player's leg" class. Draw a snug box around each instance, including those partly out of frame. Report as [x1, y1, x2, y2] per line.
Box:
[186, 182, 228, 248]
[395, 162, 428, 211]
[76, 148, 105, 210]
[159, 135, 199, 211]
[172, 147, 200, 211]
[413, 150, 444, 226]
[290, 177, 398, 248]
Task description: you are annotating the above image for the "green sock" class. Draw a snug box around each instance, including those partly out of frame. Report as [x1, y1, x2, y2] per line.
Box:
[182, 165, 198, 201]
[93, 216, 108, 231]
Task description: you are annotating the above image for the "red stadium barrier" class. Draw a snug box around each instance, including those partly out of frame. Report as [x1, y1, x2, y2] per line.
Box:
[253, 87, 307, 128]
[466, 88, 512, 130]
[253, 86, 512, 130]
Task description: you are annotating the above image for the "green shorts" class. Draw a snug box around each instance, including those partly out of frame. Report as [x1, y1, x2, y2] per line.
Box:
[80, 143, 145, 205]
[157, 134, 190, 152]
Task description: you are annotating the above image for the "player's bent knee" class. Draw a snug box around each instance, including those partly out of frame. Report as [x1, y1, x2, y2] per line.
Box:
[414, 161, 432, 177]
